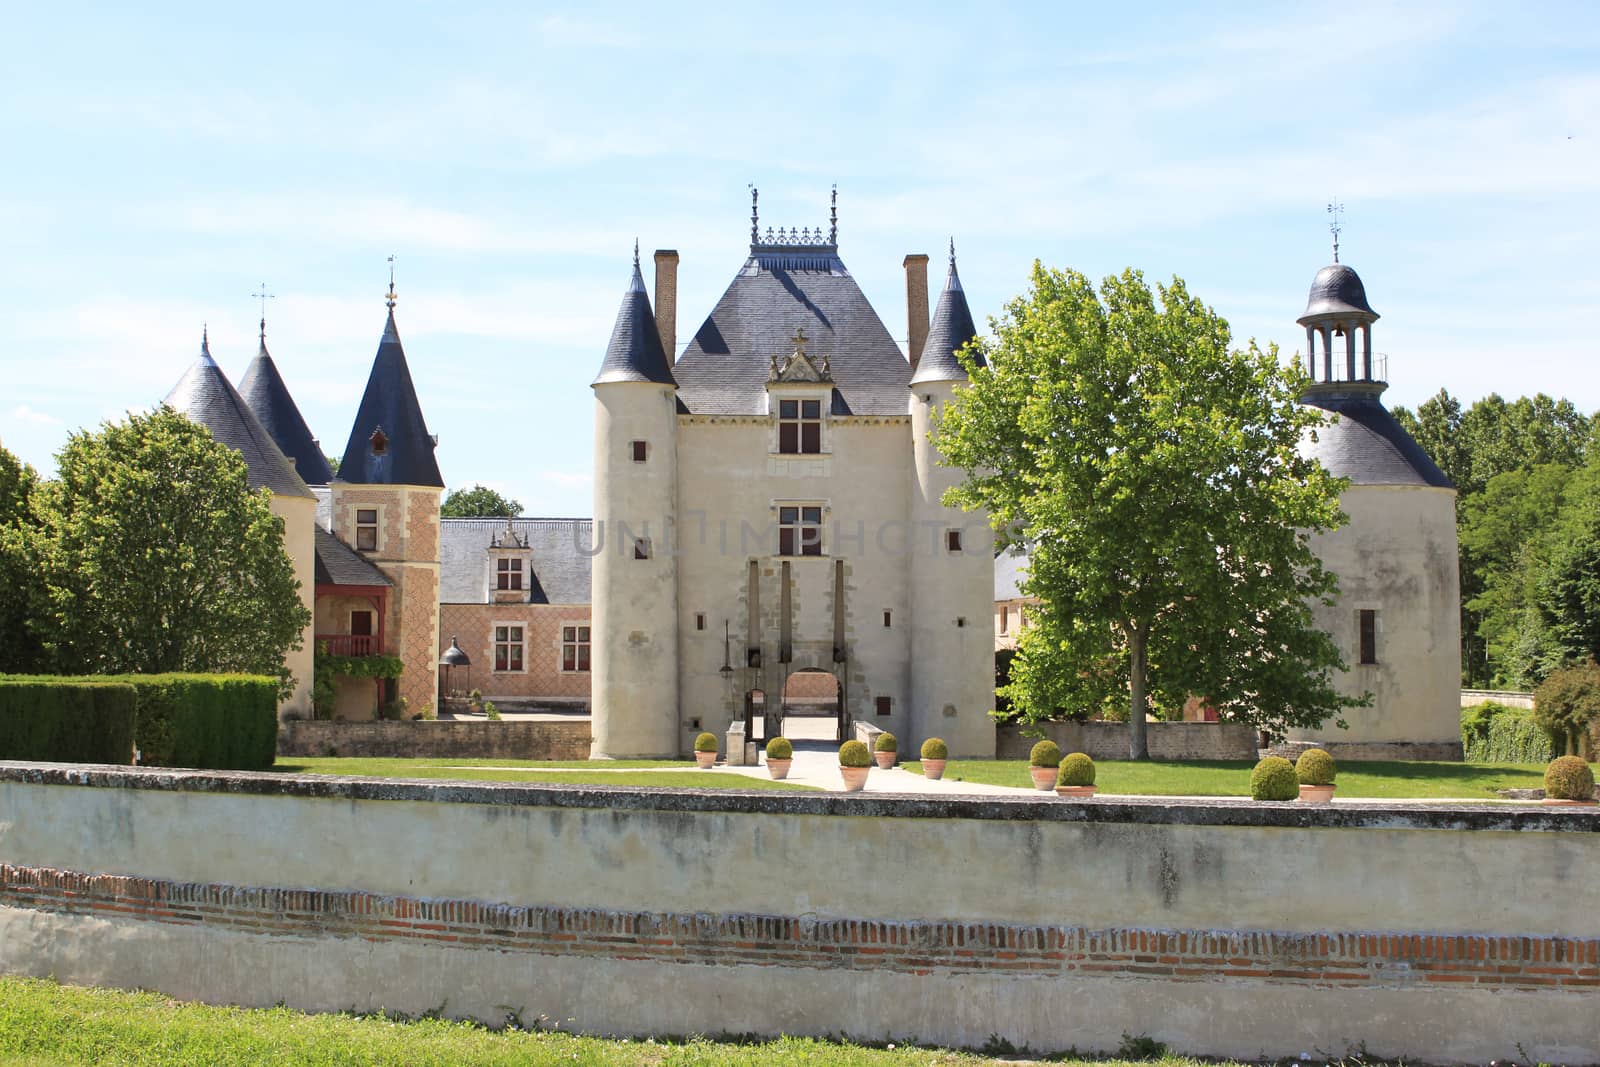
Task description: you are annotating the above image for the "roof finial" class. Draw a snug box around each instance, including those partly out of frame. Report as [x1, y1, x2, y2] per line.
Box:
[386, 254, 397, 309]
[1327, 200, 1343, 263]
[749, 184, 759, 244]
[201, 323, 209, 350]
[251, 282, 274, 344]
[633, 238, 640, 269]
[829, 183, 838, 245]
[948, 236, 956, 269]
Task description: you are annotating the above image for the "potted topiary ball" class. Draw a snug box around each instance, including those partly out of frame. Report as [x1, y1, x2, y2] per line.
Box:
[1055, 752, 1097, 799]
[920, 737, 949, 780]
[765, 736, 794, 780]
[873, 731, 898, 769]
[1543, 755, 1597, 806]
[1295, 748, 1337, 804]
[839, 739, 872, 792]
[1028, 740, 1062, 791]
[1250, 756, 1299, 801]
[693, 731, 719, 769]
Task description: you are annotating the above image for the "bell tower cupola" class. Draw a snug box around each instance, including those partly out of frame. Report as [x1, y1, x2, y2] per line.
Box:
[1298, 203, 1381, 390]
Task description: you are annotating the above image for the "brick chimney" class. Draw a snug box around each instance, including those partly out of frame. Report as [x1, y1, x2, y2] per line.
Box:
[654, 249, 679, 365]
[903, 253, 929, 369]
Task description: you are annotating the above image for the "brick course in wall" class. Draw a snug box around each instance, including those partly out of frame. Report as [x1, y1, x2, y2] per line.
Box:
[3, 862, 1596, 990]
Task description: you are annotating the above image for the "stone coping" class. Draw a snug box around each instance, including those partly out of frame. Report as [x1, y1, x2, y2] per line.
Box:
[1, 761, 1596, 833]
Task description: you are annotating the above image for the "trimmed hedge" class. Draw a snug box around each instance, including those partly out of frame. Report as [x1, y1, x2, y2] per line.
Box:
[0, 680, 137, 764]
[1460, 702, 1555, 764]
[0, 673, 278, 770]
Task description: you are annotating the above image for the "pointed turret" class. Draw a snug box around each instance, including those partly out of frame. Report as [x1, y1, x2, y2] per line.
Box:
[239, 322, 335, 487]
[910, 241, 984, 385]
[336, 306, 444, 487]
[593, 245, 676, 386]
[164, 330, 314, 500]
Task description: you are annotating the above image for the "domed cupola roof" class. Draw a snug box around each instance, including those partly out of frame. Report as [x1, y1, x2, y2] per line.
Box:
[1298, 263, 1378, 324]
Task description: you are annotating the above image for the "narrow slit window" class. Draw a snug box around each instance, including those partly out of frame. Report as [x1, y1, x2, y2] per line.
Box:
[1358, 609, 1378, 665]
[695, 613, 706, 631]
[999, 606, 1009, 634]
[946, 529, 963, 553]
[883, 610, 892, 628]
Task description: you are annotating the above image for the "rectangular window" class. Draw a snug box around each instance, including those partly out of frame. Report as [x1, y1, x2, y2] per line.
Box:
[350, 610, 373, 637]
[778, 505, 823, 557]
[495, 558, 523, 590]
[883, 610, 892, 628]
[494, 625, 524, 672]
[633, 537, 651, 560]
[695, 613, 706, 631]
[875, 695, 891, 717]
[777, 399, 822, 454]
[631, 440, 647, 462]
[1358, 609, 1377, 665]
[999, 605, 1009, 634]
[562, 625, 591, 672]
[355, 508, 378, 551]
[946, 529, 963, 553]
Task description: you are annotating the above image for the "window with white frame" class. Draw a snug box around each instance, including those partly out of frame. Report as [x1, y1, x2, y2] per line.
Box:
[494, 625, 524, 672]
[495, 557, 523, 591]
[778, 505, 823, 556]
[562, 625, 591, 672]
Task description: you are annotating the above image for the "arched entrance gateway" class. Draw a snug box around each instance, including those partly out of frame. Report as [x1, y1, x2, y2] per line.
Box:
[780, 669, 845, 742]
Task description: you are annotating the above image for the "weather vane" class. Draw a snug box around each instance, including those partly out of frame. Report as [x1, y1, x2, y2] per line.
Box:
[1327, 200, 1344, 263]
[386, 254, 397, 309]
[250, 282, 274, 341]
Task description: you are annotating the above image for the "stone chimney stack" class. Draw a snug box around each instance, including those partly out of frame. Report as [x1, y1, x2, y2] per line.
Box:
[903, 253, 929, 369]
[654, 249, 679, 365]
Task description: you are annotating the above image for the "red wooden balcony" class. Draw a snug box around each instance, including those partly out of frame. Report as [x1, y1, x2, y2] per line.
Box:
[318, 634, 377, 657]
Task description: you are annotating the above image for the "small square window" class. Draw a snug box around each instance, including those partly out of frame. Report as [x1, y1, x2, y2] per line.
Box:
[496, 557, 523, 591]
[956, 617, 966, 628]
[355, 508, 378, 551]
[875, 696, 891, 717]
[946, 529, 962, 553]
[631, 440, 648, 462]
[634, 538, 651, 560]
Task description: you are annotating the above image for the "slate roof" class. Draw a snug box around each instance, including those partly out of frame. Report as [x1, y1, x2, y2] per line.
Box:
[314, 526, 392, 587]
[238, 336, 335, 486]
[1299, 263, 1379, 322]
[1300, 387, 1452, 488]
[911, 250, 984, 385]
[439, 518, 594, 605]
[336, 309, 444, 487]
[163, 334, 315, 500]
[593, 256, 675, 386]
[995, 547, 1030, 602]
[672, 242, 909, 415]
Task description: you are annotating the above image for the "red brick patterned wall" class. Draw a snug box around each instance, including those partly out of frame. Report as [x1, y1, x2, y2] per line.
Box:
[437, 603, 591, 704]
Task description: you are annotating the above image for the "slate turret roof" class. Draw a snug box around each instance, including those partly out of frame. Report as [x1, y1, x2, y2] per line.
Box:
[1299, 264, 1379, 322]
[239, 332, 335, 486]
[1300, 387, 1453, 488]
[336, 308, 444, 487]
[911, 246, 984, 385]
[593, 251, 675, 387]
[164, 332, 315, 500]
[672, 236, 908, 415]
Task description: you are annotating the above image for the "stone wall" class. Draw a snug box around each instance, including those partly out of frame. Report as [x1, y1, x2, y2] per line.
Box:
[1462, 688, 1535, 710]
[277, 718, 591, 760]
[996, 722, 1258, 761]
[1, 764, 1597, 1064]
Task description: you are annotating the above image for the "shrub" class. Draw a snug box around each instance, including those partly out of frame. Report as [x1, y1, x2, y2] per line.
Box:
[1295, 748, 1336, 786]
[1535, 664, 1600, 755]
[1545, 755, 1596, 800]
[874, 731, 897, 753]
[839, 739, 871, 767]
[416, 703, 437, 721]
[694, 731, 719, 753]
[766, 737, 793, 760]
[377, 698, 407, 722]
[483, 702, 501, 721]
[469, 689, 483, 701]
[1250, 756, 1298, 801]
[1029, 739, 1062, 768]
[0, 679, 137, 764]
[1057, 752, 1095, 787]
[1461, 702, 1555, 763]
[920, 737, 949, 761]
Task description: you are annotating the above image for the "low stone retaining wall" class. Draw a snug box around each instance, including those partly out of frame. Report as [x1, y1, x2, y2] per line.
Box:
[1462, 688, 1535, 709]
[996, 721, 1257, 761]
[278, 718, 591, 760]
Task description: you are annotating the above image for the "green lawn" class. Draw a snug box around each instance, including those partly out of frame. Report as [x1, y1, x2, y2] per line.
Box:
[272, 757, 817, 791]
[0, 976, 1210, 1066]
[902, 758, 1548, 800]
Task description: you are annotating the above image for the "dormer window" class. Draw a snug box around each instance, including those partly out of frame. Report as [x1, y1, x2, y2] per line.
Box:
[369, 427, 388, 456]
[496, 558, 523, 591]
[779, 400, 822, 454]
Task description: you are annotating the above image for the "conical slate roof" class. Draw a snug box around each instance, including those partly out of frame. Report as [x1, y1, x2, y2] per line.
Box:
[1299, 264, 1379, 322]
[1300, 387, 1452, 488]
[593, 255, 675, 387]
[164, 332, 315, 500]
[911, 248, 985, 385]
[239, 334, 334, 486]
[336, 309, 444, 487]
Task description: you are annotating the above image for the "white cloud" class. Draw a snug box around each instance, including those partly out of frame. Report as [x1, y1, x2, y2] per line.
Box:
[10, 405, 58, 425]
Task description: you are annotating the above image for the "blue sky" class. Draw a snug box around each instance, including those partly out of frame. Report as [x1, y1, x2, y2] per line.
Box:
[2, 2, 1596, 516]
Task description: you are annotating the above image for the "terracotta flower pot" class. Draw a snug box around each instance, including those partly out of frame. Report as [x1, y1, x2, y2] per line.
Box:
[840, 766, 870, 792]
[1054, 785, 1097, 799]
[1030, 767, 1058, 791]
[695, 751, 716, 769]
[767, 758, 792, 780]
[922, 758, 947, 780]
[1297, 784, 1335, 804]
[874, 750, 896, 769]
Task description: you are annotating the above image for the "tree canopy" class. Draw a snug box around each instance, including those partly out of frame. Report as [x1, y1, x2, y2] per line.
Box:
[936, 263, 1359, 758]
[21, 408, 310, 692]
[441, 484, 522, 518]
[0, 444, 47, 672]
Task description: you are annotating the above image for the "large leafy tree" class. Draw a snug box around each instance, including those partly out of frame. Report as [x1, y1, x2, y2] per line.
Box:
[441, 484, 522, 518]
[26, 408, 310, 689]
[937, 264, 1359, 758]
[0, 443, 48, 672]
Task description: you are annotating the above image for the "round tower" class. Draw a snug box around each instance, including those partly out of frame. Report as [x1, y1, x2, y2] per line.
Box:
[907, 243, 996, 758]
[1293, 258, 1462, 759]
[591, 247, 681, 758]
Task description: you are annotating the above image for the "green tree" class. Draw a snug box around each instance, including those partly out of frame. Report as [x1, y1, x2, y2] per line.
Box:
[1532, 663, 1600, 756]
[441, 484, 522, 518]
[0, 444, 48, 672]
[936, 264, 1360, 758]
[27, 408, 310, 690]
